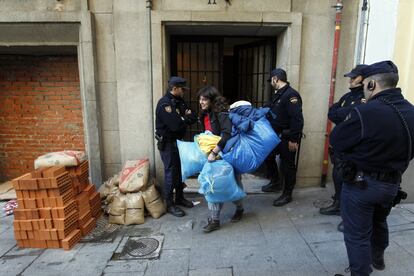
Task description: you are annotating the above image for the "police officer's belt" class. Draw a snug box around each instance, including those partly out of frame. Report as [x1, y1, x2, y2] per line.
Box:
[360, 170, 401, 184]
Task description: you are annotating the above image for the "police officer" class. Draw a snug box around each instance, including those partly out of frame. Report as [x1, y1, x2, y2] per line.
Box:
[331, 61, 414, 276]
[262, 68, 304, 206]
[320, 64, 367, 220]
[155, 76, 197, 217]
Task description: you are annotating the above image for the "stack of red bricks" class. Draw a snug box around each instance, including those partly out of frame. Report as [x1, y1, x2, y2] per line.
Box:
[12, 161, 101, 250]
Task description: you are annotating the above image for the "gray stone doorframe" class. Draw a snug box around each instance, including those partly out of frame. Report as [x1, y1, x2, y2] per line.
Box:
[150, 11, 302, 182]
[0, 9, 103, 186]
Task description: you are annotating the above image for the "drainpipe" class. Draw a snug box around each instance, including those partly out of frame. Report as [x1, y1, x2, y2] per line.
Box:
[321, 0, 343, 187]
[355, 0, 369, 64]
[147, 0, 156, 174]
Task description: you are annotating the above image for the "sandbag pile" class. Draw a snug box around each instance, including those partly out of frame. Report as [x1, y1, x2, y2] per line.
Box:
[99, 159, 166, 225]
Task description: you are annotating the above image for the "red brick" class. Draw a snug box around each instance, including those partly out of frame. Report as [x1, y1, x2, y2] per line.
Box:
[24, 199, 37, 209]
[39, 208, 52, 219]
[46, 240, 60, 249]
[61, 229, 81, 250]
[42, 166, 66, 178]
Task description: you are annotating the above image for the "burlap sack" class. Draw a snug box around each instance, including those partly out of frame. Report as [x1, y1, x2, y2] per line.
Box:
[119, 160, 149, 193]
[108, 193, 126, 224]
[142, 183, 166, 219]
[34, 150, 87, 168]
[125, 193, 145, 225]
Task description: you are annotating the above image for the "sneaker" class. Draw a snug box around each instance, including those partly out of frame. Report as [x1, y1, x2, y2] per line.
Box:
[203, 218, 220, 233]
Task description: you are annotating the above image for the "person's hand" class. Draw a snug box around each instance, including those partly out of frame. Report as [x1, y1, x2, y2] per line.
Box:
[185, 109, 192, 115]
[288, 141, 299, 152]
[208, 151, 217, 162]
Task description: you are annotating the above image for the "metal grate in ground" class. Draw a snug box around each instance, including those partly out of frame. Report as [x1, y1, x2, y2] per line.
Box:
[111, 235, 164, 260]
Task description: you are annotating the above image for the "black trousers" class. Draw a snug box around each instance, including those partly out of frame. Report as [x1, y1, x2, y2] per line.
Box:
[265, 137, 298, 194]
[330, 148, 344, 201]
[158, 141, 185, 205]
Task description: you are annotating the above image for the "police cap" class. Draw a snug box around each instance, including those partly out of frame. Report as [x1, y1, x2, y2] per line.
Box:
[344, 64, 368, 78]
[268, 68, 287, 82]
[168, 76, 188, 88]
[360, 60, 398, 78]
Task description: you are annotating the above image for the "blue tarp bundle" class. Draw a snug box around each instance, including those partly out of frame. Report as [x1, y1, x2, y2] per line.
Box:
[198, 160, 246, 203]
[222, 105, 280, 174]
[177, 140, 207, 181]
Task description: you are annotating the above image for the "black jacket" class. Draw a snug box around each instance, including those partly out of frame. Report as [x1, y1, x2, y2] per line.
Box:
[199, 110, 232, 150]
[155, 92, 197, 140]
[265, 84, 304, 142]
[330, 88, 414, 173]
[328, 86, 365, 125]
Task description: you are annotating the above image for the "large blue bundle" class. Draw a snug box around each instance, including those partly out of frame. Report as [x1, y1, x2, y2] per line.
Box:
[222, 109, 280, 174]
[198, 160, 246, 203]
[177, 140, 207, 181]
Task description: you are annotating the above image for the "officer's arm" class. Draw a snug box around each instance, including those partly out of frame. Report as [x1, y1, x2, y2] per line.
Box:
[158, 104, 186, 132]
[184, 110, 198, 125]
[287, 97, 304, 143]
[328, 94, 348, 124]
[329, 108, 362, 152]
[216, 113, 233, 150]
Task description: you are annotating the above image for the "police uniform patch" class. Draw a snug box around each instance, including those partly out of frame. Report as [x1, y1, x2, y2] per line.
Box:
[165, 106, 172, 113]
[361, 98, 366, 103]
[290, 97, 299, 104]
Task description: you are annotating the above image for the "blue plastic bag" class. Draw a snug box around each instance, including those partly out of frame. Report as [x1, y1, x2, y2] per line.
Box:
[222, 118, 280, 174]
[177, 140, 207, 181]
[198, 160, 246, 203]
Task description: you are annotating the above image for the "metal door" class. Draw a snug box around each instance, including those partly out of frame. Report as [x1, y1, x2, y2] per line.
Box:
[234, 39, 276, 107]
[171, 36, 223, 141]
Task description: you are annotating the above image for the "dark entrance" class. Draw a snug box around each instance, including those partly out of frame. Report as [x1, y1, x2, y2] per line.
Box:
[170, 36, 276, 141]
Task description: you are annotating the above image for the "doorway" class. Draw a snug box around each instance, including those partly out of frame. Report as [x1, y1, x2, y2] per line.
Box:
[170, 35, 276, 141]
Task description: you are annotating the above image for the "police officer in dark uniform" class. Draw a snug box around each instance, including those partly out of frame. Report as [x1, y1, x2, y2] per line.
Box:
[320, 64, 367, 219]
[331, 61, 414, 276]
[262, 68, 304, 206]
[155, 76, 198, 217]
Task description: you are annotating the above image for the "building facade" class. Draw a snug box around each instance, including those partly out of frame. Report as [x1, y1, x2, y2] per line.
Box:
[0, 0, 363, 187]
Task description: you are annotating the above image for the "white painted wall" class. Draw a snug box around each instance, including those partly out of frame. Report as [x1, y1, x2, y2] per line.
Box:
[363, 0, 399, 63]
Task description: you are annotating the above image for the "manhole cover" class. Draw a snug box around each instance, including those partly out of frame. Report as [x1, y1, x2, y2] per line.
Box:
[81, 216, 121, 243]
[112, 235, 164, 260]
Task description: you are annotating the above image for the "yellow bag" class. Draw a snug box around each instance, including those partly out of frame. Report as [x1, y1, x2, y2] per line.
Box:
[196, 133, 221, 154]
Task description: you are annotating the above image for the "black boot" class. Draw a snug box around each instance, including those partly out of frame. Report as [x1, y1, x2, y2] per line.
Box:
[166, 200, 185, 217]
[319, 199, 341, 216]
[203, 218, 220, 233]
[261, 179, 283, 193]
[372, 250, 385, 270]
[273, 192, 292, 207]
[175, 187, 194, 208]
[231, 208, 244, 222]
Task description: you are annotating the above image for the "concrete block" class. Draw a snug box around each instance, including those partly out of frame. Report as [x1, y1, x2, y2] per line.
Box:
[145, 248, 190, 276]
[189, 268, 232, 276]
[0, 0, 81, 12]
[102, 131, 122, 164]
[104, 260, 147, 273]
[78, 41, 97, 101]
[296, 131, 325, 178]
[94, 13, 114, 38]
[300, 83, 331, 132]
[103, 164, 122, 180]
[119, 130, 153, 163]
[190, 11, 263, 23]
[89, 0, 113, 13]
[95, 36, 116, 82]
[98, 82, 119, 131]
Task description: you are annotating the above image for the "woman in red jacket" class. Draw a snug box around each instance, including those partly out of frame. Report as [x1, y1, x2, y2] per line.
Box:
[198, 85, 244, 233]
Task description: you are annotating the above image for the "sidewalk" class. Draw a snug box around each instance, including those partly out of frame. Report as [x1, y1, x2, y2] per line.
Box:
[1, 186, 414, 276]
